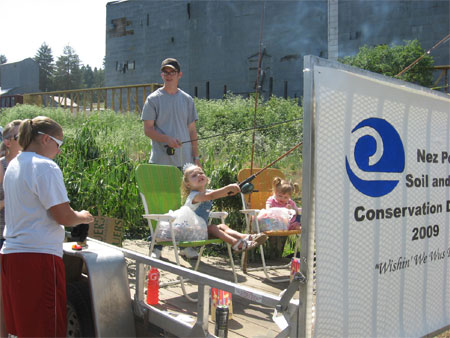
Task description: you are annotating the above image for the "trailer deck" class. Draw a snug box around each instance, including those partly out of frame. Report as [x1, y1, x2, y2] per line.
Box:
[123, 239, 299, 337]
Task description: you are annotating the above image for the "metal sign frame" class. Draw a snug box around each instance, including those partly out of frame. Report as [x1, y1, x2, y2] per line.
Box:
[299, 55, 450, 337]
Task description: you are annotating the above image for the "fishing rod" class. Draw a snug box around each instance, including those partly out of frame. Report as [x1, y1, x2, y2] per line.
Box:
[164, 117, 301, 155]
[230, 140, 303, 195]
[396, 33, 450, 77]
[250, 0, 266, 177]
[243, 0, 265, 273]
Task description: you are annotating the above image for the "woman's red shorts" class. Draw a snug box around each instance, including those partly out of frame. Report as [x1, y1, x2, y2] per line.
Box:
[1, 253, 67, 337]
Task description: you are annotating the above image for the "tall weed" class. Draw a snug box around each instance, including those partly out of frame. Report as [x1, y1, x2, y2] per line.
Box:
[0, 95, 303, 242]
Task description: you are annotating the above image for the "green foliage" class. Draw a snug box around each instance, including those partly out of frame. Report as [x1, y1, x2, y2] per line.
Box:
[196, 95, 303, 173]
[0, 95, 303, 242]
[81, 65, 94, 88]
[34, 42, 55, 91]
[0, 106, 149, 238]
[34, 43, 105, 92]
[54, 45, 83, 90]
[340, 39, 434, 87]
[80, 65, 105, 90]
[92, 67, 105, 89]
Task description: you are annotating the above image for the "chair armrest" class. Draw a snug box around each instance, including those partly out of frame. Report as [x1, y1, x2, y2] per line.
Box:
[240, 209, 260, 216]
[143, 214, 176, 222]
[210, 211, 228, 219]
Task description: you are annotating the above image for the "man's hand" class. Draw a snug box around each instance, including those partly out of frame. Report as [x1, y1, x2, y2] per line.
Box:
[167, 137, 182, 148]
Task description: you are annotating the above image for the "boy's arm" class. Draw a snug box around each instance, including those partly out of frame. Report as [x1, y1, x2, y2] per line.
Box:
[193, 184, 240, 203]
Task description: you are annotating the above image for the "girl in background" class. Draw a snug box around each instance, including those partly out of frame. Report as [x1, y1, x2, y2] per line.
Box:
[182, 163, 268, 252]
[266, 177, 301, 230]
[0, 120, 21, 338]
[0, 116, 93, 337]
[0, 120, 22, 249]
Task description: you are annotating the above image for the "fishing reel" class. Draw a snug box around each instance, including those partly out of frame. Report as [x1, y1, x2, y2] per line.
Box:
[240, 182, 255, 194]
[164, 145, 175, 156]
[227, 181, 255, 196]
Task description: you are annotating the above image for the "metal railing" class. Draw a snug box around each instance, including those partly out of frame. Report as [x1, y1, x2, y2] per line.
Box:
[90, 239, 300, 337]
[432, 65, 449, 93]
[22, 83, 162, 114]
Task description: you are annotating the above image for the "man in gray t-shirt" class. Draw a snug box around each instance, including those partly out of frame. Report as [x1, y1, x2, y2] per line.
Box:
[141, 58, 201, 259]
[141, 58, 201, 168]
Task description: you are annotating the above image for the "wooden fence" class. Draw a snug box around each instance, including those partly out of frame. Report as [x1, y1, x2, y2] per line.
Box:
[11, 65, 450, 114]
[22, 83, 162, 114]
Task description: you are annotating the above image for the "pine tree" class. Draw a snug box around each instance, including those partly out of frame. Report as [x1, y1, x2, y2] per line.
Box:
[34, 42, 55, 91]
[81, 65, 94, 88]
[54, 45, 83, 90]
[92, 67, 105, 88]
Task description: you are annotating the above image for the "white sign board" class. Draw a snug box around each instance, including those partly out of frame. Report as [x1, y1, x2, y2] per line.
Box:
[310, 61, 450, 337]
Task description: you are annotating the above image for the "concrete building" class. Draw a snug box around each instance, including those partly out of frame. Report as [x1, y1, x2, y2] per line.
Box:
[0, 58, 40, 96]
[105, 0, 449, 100]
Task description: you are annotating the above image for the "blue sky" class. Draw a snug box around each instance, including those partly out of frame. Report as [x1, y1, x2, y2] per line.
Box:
[0, 0, 111, 69]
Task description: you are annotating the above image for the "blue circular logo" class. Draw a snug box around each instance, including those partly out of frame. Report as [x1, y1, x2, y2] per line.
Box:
[345, 118, 405, 197]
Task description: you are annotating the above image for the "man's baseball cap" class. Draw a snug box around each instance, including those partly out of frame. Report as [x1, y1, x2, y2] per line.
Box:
[161, 58, 181, 72]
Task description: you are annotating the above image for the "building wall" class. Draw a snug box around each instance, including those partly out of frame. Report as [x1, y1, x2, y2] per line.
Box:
[105, 0, 327, 100]
[337, 0, 449, 66]
[105, 0, 449, 100]
[0, 58, 40, 95]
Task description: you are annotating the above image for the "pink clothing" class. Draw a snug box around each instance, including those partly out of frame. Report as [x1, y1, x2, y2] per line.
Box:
[266, 195, 301, 230]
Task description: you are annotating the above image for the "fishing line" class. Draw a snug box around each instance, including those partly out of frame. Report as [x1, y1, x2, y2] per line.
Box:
[396, 33, 450, 77]
[164, 117, 301, 155]
[243, 0, 265, 273]
[250, 0, 266, 177]
[237, 141, 303, 194]
[182, 118, 300, 144]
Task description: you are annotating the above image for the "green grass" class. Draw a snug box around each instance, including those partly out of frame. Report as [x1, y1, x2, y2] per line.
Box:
[0, 95, 303, 247]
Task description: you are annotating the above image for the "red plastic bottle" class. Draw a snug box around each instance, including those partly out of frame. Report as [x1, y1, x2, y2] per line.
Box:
[146, 267, 159, 305]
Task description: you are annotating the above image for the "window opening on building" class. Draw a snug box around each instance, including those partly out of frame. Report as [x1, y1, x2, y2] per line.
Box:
[109, 17, 134, 38]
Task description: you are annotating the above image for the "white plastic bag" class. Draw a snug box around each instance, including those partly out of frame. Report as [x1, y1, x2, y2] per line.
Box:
[155, 206, 208, 242]
[256, 207, 295, 232]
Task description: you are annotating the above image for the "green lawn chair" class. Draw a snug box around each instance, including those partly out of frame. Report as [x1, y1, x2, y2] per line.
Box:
[135, 164, 237, 301]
